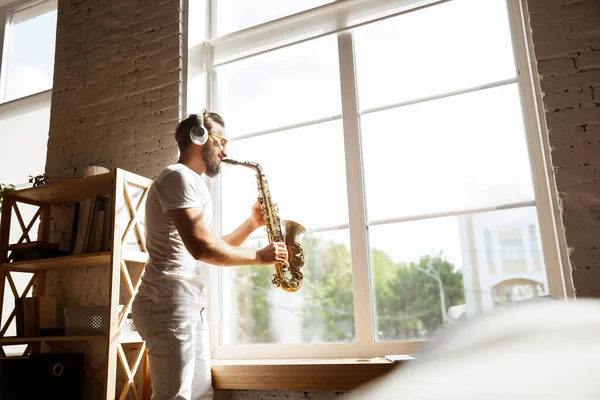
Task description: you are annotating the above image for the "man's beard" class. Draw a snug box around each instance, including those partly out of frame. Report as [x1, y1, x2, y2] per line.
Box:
[201, 142, 221, 177]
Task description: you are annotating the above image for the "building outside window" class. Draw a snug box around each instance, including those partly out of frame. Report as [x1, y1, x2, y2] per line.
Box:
[187, 0, 570, 359]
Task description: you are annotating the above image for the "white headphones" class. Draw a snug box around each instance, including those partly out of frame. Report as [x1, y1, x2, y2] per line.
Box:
[189, 110, 209, 145]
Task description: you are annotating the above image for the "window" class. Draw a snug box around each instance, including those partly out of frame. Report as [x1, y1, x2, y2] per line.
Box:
[1, 0, 57, 102]
[0, 0, 57, 355]
[216, 36, 352, 346]
[500, 237, 526, 263]
[492, 279, 543, 306]
[187, 0, 569, 358]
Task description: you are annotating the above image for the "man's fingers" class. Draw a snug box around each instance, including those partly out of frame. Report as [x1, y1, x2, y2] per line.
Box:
[276, 257, 289, 267]
[267, 242, 289, 264]
[278, 244, 288, 258]
[275, 248, 288, 259]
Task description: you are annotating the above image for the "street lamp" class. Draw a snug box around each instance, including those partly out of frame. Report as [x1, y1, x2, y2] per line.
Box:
[418, 263, 447, 324]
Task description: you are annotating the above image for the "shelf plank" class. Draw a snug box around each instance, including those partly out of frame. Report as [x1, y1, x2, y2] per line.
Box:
[0, 335, 107, 344]
[121, 249, 149, 264]
[10, 171, 115, 204]
[119, 332, 143, 344]
[1, 252, 111, 272]
[211, 358, 399, 390]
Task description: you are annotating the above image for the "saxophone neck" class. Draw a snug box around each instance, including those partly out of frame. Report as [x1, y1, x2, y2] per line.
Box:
[222, 158, 263, 175]
[222, 157, 270, 205]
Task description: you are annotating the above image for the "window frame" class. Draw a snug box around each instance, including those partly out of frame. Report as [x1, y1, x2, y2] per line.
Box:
[185, 0, 573, 360]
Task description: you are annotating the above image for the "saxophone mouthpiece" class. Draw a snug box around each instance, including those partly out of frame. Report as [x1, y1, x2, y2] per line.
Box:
[221, 159, 263, 174]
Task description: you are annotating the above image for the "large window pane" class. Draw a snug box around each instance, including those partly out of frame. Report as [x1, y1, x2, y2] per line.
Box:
[368, 206, 547, 342]
[188, 0, 207, 49]
[215, 36, 341, 137]
[216, 0, 334, 36]
[353, 0, 516, 110]
[220, 229, 355, 345]
[221, 120, 349, 232]
[0, 94, 50, 187]
[2, 0, 57, 102]
[361, 84, 535, 222]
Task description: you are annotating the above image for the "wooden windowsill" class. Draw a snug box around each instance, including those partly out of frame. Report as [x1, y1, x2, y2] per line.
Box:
[211, 357, 404, 391]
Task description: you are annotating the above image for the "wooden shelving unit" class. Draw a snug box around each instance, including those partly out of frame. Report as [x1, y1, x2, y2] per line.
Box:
[0, 168, 153, 400]
[0, 335, 107, 344]
[2, 252, 112, 272]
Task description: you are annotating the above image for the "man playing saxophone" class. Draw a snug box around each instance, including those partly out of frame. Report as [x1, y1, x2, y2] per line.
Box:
[132, 110, 289, 400]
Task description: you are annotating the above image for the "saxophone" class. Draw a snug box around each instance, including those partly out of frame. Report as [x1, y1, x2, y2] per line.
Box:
[222, 159, 306, 292]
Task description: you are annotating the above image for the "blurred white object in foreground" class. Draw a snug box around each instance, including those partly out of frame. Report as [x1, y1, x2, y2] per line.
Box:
[348, 298, 600, 399]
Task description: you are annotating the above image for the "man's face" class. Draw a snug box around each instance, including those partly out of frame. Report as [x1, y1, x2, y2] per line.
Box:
[201, 124, 227, 177]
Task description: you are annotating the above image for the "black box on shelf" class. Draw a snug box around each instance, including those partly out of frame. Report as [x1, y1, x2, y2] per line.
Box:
[0, 353, 84, 400]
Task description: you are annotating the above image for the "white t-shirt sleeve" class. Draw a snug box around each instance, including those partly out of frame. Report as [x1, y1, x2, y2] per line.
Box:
[155, 170, 204, 213]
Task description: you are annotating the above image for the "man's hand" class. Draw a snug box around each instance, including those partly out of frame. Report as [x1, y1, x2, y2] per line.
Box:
[250, 197, 278, 229]
[256, 241, 289, 267]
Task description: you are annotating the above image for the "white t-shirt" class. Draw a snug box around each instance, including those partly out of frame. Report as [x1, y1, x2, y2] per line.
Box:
[137, 163, 213, 305]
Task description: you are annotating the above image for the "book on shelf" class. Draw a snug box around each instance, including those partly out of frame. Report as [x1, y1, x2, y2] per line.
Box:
[71, 195, 111, 255]
[15, 296, 57, 337]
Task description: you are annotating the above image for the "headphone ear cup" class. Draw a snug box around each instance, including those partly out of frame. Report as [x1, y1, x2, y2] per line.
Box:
[190, 125, 208, 145]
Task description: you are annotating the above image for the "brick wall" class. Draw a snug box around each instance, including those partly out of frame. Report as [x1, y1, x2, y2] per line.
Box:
[45, 0, 182, 181]
[42, 1, 183, 398]
[526, 0, 600, 296]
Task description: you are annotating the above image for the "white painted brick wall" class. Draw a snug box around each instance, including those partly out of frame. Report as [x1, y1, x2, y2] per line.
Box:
[42, 1, 183, 398]
[46, 0, 182, 182]
[526, 0, 600, 297]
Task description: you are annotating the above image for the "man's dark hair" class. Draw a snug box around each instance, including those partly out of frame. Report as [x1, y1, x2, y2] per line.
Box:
[175, 110, 225, 152]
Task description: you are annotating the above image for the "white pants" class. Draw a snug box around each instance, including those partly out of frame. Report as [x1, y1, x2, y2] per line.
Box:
[132, 297, 214, 400]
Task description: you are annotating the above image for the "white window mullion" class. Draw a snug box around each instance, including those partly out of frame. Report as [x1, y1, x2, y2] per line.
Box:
[359, 77, 518, 117]
[208, 0, 217, 39]
[0, 7, 11, 101]
[368, 200, 537, 227]
[504, 0, 572, 299]
[337, 31, 374, 348]
[230, 114, 343, 142]
[204, 41, 215, 114]
[205, 2, 222, 352]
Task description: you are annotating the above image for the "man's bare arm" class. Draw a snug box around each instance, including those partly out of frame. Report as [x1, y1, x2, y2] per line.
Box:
[221, 217, 258, 247]
[168, 207, 287, 267]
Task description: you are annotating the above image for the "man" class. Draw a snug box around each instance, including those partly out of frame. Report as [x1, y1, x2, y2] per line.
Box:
[132, 110, 289, 400]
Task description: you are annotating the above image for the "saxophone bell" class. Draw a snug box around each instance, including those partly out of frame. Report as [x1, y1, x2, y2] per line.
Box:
[279, 219, 306, 292]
